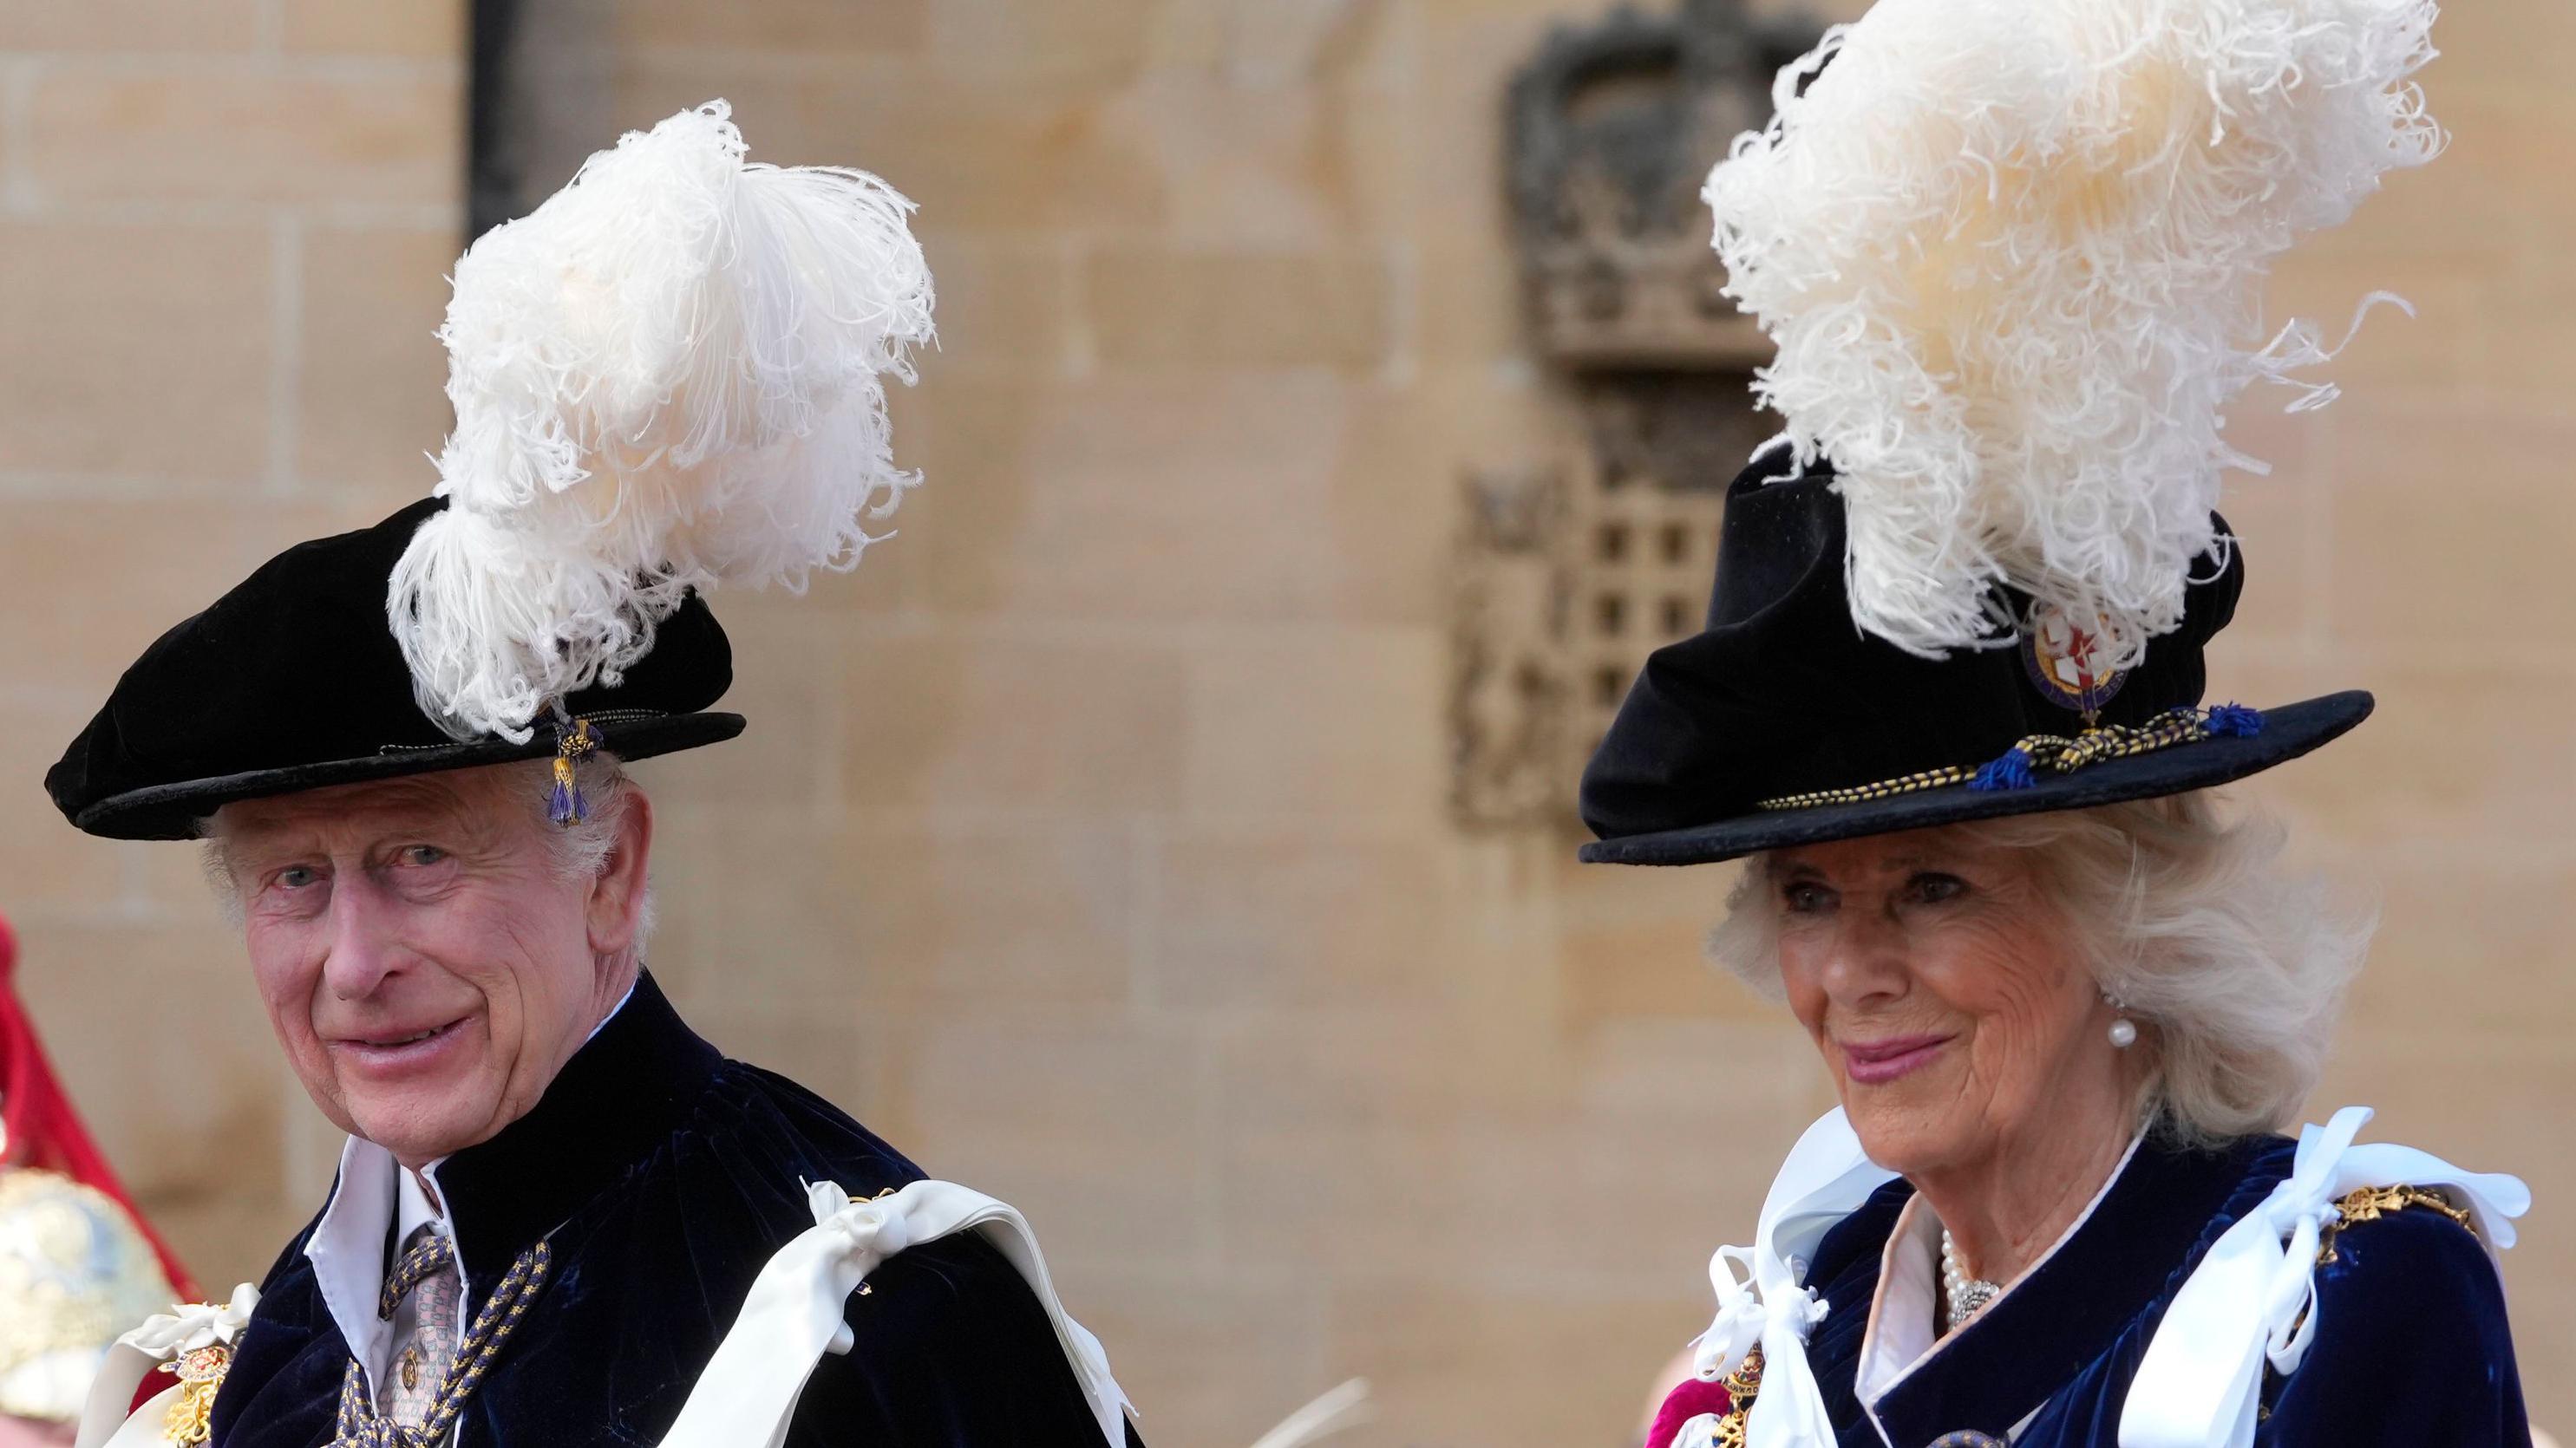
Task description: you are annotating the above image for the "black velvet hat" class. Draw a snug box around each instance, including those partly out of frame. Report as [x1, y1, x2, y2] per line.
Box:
[47, 499, 744, 841]
[1576, 452, 2370, 865]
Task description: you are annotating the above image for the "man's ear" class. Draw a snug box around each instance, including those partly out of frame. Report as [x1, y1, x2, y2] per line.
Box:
[585, 786, 655, 956]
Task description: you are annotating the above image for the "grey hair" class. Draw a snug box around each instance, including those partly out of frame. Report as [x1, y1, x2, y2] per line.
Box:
[1705, 792, 2370, 1146]
[199, 753, 655, 948]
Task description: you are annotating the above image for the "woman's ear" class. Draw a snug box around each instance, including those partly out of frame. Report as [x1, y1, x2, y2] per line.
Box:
[585, 785, 655, 956]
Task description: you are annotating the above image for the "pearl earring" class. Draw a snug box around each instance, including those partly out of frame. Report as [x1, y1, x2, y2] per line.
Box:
[2103, 991, 2138, 1049]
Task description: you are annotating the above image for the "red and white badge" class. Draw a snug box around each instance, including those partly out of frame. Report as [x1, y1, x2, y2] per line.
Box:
[2020, 603, 2128, 717]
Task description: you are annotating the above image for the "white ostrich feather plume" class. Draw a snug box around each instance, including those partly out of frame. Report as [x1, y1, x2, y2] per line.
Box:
[1703, 0, 2441, 663]
[391, 99, 935, 741]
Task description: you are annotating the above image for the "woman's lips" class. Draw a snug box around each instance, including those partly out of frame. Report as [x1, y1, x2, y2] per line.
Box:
[1841, 1033, 1953, 1085]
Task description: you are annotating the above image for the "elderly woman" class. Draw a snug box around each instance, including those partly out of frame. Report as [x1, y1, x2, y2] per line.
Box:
[1584, 3, 2530, 1444]
[1592, 453, 2532, 1448]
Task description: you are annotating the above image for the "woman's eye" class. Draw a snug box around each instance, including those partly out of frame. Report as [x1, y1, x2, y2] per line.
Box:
[1909, 872, 1968, 904]
[1782, 882, 1836, 914]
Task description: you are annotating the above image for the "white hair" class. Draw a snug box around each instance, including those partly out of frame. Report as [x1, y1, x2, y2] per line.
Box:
[1706, 791, 2370, 1145]
[199, 754, 655, 949]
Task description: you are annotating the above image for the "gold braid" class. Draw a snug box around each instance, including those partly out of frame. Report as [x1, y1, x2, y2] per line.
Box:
[1756, 705, 2252, 812]
[331, 1240, 552, 1447]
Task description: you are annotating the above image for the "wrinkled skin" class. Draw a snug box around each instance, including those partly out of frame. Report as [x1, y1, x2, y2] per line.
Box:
[1767, 825, 2151, 1281]
[213, 767, 651, 1168]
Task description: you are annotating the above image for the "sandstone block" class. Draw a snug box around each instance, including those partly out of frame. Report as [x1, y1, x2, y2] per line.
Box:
[297, 225, 456, 497]
[0, 220, 269, 479]
[838, 626, 1190, 815]
[1085, 245, 1389, 370]
[29, 63, 459, 206]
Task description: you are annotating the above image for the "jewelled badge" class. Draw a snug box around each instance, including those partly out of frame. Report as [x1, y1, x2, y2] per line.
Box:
[2020, 603, 2128, 723]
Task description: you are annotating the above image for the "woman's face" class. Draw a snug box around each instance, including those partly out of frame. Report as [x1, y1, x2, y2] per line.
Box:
[1769, 825, 2129, 1177]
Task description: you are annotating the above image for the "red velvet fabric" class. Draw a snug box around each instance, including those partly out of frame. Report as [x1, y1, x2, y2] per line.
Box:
[1644, 1374, 1735, 1448]
[0, 912, 199, 1299]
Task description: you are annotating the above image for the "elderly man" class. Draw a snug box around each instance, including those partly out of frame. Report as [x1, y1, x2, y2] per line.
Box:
[44, 105, 1136, 1448]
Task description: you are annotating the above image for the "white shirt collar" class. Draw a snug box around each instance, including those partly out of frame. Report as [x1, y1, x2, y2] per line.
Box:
[303, 982, 634, 1396]
[305, 1135, 413, 1401]
[396, 1157, 448, 1245]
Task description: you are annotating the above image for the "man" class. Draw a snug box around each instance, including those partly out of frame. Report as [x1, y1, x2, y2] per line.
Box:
[45, 103, 1136, 1448]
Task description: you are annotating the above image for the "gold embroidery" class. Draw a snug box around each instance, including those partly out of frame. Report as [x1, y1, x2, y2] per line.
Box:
[1712, 1347, 1765, 1448]
[2315, 1184, 2472, 1265]
[160, 1341, 234, 1447]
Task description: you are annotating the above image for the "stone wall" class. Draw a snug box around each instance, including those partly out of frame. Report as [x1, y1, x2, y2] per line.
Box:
[4, 0, 2571, 1443]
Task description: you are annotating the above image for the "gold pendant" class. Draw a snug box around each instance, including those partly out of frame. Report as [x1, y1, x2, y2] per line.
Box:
[1712, 1346, 1766, 1448]
[160, 1342, 233, 1447]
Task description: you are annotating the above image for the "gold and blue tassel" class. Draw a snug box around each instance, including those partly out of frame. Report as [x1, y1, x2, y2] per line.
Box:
[549, 718, 599, 826]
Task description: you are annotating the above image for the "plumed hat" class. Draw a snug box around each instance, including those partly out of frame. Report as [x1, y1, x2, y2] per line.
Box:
[1581, 0, 2436, 865]
[49, 101, 933, 839]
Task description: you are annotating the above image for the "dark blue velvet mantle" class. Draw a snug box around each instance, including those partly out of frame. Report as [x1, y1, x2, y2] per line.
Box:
[206, 973, 1141, 1447]
[1792, 1130, 2529, 1445]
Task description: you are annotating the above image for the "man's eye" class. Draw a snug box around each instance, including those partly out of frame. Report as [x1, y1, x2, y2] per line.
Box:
[273, 866, 319, 890]
[399, 845, 448, 867]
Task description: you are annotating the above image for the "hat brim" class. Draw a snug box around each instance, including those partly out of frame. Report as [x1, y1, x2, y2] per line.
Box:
[71, 711, 747, 841]
[1575, 690, 2370, 866]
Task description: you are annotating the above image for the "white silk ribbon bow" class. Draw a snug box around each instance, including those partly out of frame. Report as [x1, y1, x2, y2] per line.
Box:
[2118, 1106, 2530, 1448]
[74, 1283, 260, 1448]
[1688, 1108, 1899, 1448]
[654, 1178, 1133, 1448]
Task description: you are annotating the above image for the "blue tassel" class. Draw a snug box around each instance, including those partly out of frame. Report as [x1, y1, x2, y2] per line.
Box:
[1969, 747, 2037, 792]
[2203, 702, 2265, 738]
[547, 779, 582, 826]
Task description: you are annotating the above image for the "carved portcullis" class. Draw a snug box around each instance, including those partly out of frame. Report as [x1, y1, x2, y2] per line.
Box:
[1451, 0, 1824, 830]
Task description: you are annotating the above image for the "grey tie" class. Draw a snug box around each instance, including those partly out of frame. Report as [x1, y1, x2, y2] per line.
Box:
[379, 1223, 460, 1431]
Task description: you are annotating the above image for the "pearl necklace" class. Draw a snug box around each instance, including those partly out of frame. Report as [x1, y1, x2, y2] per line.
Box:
[1939, 1229, 2001, 1334]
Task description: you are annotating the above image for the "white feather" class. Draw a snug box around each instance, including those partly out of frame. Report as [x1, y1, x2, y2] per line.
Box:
[390, 99, 935, 741]
[1703, 0, 2441, 663]
[1245, 1380, 1373, 1448]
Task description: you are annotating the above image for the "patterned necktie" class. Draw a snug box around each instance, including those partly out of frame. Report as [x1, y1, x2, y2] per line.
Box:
[380, 1223, 461, 1431]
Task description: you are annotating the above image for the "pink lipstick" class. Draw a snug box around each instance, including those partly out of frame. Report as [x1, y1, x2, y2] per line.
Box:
[1841, 1034, 1952, 1085]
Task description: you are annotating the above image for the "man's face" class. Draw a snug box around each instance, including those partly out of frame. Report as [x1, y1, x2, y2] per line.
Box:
[215, 767, 643, 1165]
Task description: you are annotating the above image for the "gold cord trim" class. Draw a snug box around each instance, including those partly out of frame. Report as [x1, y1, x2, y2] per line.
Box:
[332, 1240, 552, 1447]
[2316, 1184, 2472, 1265]
[1755, 705, 2247, 812]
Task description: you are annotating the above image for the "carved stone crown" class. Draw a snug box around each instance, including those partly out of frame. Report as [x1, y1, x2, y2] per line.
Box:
[1507, 0, 1821, 368]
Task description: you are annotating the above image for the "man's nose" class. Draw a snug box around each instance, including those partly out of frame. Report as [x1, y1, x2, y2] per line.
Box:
[317, 873, 403, 1001]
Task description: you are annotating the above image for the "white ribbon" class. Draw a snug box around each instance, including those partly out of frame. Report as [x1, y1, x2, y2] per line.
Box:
[1686, 1108, 1899, 1448]
[1671, 1413, 1727, 1448]
[73, 1284, 260, 1448]
[2118, 1106, 2530, 1448]
[654, 1178, 1133, 1448]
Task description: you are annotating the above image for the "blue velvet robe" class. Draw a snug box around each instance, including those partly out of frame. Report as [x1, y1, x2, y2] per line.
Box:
[206, 973, 1142, 1447]
[1793, 1130, 2527, 1445]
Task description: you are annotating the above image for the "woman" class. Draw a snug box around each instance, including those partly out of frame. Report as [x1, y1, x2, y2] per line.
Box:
[1593, 456, 2534, 1447]
[1584, 0, 2532, 1443]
